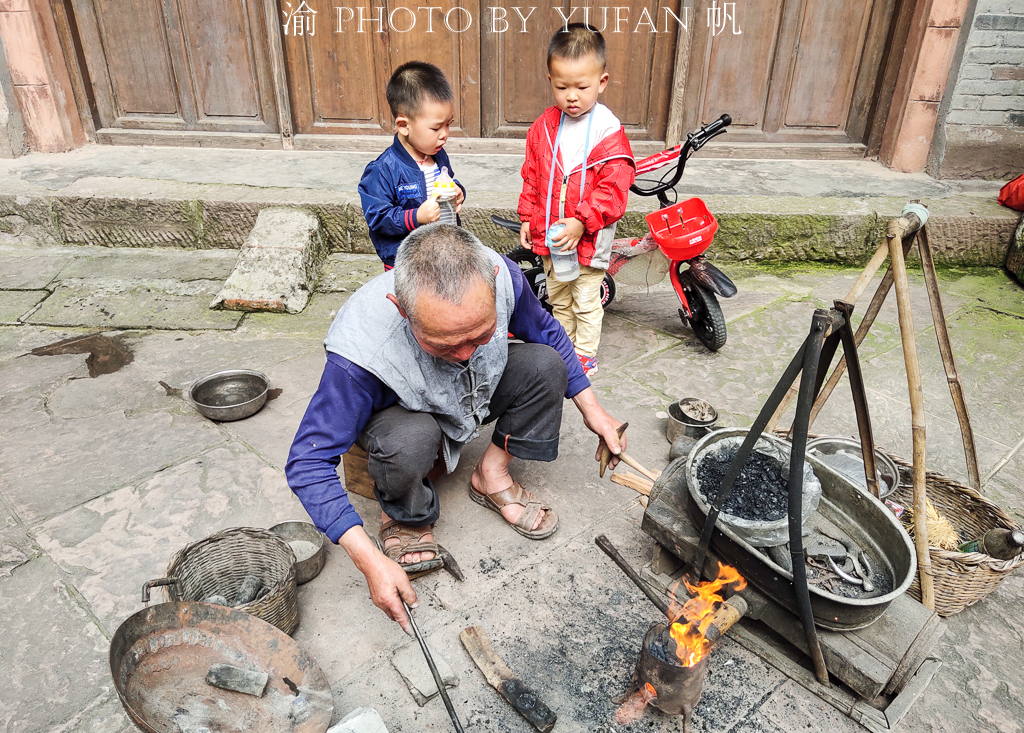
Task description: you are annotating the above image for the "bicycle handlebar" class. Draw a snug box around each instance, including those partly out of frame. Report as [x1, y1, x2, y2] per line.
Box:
[630, 113, 731, 197]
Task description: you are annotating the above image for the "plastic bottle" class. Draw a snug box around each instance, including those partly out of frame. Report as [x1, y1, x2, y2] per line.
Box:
[957, 528, 1024, 559]
[433, 167, 459, 225]
[547, 223, 579, 282]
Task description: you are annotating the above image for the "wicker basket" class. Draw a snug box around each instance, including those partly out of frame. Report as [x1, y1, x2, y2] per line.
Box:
[166, 527, 299, 635]
[885, 451, 1024, 617]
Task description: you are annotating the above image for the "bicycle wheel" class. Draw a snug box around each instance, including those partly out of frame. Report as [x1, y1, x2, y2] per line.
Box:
[680, 270, 727, 351]
[600, 274, 616, 308]
[507, 247, 551, 312]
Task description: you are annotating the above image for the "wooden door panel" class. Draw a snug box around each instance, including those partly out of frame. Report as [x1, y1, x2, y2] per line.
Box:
[699, 0, 783, 130]
[70, 0, 278, 132]
[286, 0, 480, 136]
[784, 0, 873, 128]
[483, 0, 678, 139]
[384, 0, 480, 136]
[682, 0, 892, 146]
[178, 0, 260, 119]
[93, 0, 179, 118]
[288, 8, 386, 126]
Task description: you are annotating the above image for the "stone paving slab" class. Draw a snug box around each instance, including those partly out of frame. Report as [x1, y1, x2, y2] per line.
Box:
[34, 441, 308, 635]
[319, 254, 386, 293]
[0, 289, 47, 323]
[0, 375, 226, 522]
[26, 279, 243, 330]
[0, 554, 113, 732]
[121, 329, 322, 389]
[0, 249, 72, 289]
[56, 247, 237, 281]
[239, 291, 353, 339]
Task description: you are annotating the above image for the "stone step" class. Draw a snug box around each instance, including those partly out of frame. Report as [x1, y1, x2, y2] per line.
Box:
[1, 178, 1017, 267]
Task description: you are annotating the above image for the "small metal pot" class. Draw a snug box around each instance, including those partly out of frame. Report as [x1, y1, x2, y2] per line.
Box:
[666, 398, 718, 443]
[189, 369, 269, 422]
[270, 521, 327, 585]
[637, 623, 709, 731]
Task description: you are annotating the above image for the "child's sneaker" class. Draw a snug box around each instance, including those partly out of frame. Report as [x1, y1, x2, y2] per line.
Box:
[578, 353, 598, 376]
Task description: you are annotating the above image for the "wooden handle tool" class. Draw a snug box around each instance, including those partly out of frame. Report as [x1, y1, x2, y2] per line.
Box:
[599, 422, 628, 478]
[460, 626, 557, 733]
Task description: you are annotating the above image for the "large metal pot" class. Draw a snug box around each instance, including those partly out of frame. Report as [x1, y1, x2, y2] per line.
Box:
[110, 579, 333, 733]
[685, 428, 916, 631]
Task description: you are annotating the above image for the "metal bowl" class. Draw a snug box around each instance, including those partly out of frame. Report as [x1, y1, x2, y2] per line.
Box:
[270, 521, 327, 585]
[189, 369, 269, 422]
[666, 397, 718, 443]
[807, 437, 901, 499]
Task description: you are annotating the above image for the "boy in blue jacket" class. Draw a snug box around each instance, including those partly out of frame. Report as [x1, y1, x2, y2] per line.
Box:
[359, 62, 466, 268]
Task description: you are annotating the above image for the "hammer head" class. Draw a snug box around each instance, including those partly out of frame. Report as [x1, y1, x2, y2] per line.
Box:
[599, 422, 629, 478]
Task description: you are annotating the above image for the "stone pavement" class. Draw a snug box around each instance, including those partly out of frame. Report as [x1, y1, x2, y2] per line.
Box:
[1, 241, 1023, 733]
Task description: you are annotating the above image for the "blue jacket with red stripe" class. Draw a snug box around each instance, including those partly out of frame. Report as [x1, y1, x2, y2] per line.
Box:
[358, 136, 466, 266]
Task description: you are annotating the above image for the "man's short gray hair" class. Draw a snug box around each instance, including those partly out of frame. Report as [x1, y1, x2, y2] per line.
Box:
[393, 223, 497, 322]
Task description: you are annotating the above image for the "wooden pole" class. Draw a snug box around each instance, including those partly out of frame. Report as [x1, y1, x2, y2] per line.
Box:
[917, 227, 982, 490]
[887, 217, 934, 610]
[766, 241, 891, 432]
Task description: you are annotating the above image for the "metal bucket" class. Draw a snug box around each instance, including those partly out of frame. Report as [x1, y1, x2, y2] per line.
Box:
[636, 623, 709, 732]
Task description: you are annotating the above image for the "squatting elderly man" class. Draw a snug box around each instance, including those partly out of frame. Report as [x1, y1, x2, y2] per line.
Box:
[286, 223, 625, 630]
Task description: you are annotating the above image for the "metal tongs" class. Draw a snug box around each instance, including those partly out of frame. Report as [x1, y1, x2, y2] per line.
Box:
[403, 601, 464, 733]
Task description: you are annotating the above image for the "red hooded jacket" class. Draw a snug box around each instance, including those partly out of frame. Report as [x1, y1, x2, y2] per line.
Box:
[518, 106, 635, 269]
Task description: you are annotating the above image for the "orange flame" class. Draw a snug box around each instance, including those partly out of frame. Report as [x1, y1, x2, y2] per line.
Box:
[667, 563, 746, 667]
[614, 683, 658, 725]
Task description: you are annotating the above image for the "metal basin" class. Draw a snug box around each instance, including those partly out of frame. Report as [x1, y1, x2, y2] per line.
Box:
[807, 436, 901, 499]
[190, 369, 269, 422]
[270, 521, 327, 585]
[685, 428, 916, 631]
[110, 599, 332, 733]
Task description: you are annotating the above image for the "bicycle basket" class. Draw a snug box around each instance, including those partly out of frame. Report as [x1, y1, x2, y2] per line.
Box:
[646, 198, 718, 261]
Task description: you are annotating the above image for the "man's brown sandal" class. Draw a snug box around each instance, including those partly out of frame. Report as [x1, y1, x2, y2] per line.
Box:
[377, 520, 444, 577]
[469, 481, 559, 539]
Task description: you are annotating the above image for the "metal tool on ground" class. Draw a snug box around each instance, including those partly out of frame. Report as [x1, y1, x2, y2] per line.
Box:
[460, 626, 557, 733]
[402, 601, 464, 733]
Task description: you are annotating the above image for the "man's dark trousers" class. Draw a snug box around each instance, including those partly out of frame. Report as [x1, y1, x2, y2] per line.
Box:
[356, 342, 568, 526]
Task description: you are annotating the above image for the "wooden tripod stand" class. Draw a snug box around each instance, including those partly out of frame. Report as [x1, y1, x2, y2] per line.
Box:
[765, 203, 981, 611]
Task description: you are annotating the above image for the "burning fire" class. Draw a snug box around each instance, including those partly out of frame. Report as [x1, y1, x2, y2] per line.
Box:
[667, 563, 746, 667]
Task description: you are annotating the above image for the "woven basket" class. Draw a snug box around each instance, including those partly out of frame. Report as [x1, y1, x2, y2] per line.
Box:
[884, 450, 1024, 617]
[166, 527, 299, 635]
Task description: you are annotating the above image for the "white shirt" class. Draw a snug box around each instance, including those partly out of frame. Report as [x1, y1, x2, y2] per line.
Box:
[557, 103, 622, 173]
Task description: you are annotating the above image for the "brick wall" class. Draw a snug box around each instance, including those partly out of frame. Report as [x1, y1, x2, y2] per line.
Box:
[933, 0, 1024, 178]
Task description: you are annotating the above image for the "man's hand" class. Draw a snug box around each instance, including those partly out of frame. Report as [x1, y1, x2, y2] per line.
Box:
[551, 217, 585, 253]
[571, 386, 625, 471]
[417, 198, 441, 225]
[520, 221, 533, 251]
[338, 525, 418, 633]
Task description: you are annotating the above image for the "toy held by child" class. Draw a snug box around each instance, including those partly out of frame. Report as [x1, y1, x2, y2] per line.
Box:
[517, 24, 636, 376]
[359, 61, 466, 268]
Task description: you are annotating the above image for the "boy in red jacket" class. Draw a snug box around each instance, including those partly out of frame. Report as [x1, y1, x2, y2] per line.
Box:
[518, 23, 635, 376]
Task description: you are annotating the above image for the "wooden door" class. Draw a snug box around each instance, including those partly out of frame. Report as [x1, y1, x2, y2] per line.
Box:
[679, 0, 896, 144]
[481, 0, 679, 140]
[283, 0, 481, 142]
[70, 0, 280, 135]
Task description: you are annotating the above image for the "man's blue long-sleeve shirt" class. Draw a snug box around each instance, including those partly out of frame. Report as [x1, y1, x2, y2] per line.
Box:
[285, 261, 589, 543]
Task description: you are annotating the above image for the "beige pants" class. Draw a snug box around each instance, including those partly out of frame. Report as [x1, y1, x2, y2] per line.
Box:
[542, 256, 606, 358]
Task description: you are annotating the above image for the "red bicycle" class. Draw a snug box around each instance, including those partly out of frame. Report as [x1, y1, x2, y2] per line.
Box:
[495, 113, 736, 351]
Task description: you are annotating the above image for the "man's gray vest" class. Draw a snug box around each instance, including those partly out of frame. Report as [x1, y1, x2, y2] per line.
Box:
[324, 250, 515, 471]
